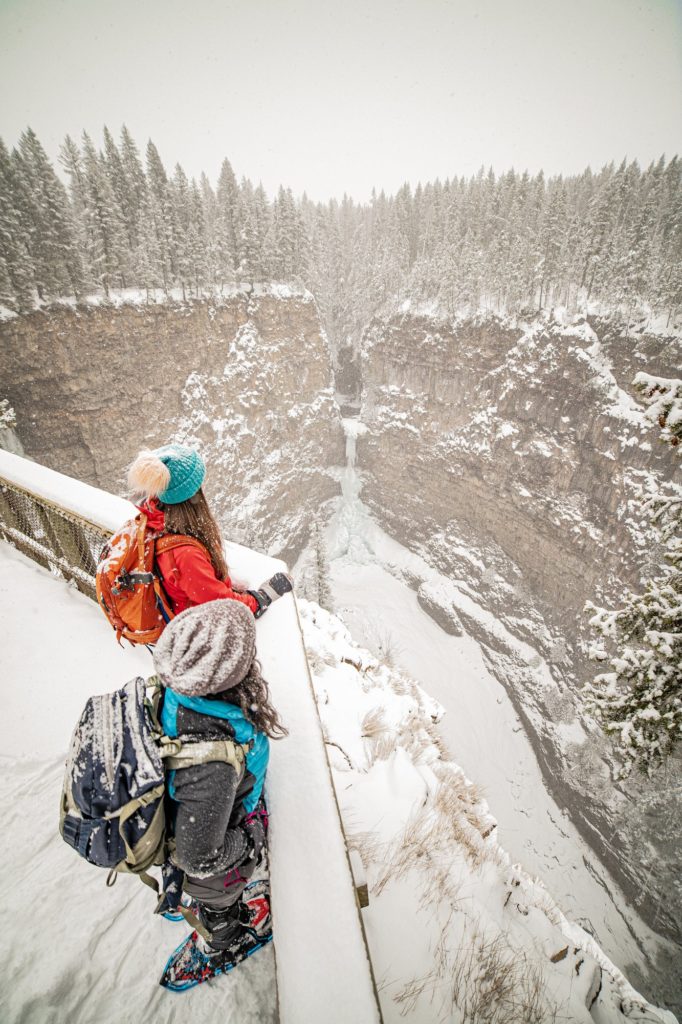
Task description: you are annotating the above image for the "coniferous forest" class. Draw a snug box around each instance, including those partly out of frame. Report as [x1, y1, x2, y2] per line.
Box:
[1, 126, 680, 346]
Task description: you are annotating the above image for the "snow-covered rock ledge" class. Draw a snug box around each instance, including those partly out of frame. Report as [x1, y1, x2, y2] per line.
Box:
[299, 600, 678, 1024]
[0, 281, 315, 321]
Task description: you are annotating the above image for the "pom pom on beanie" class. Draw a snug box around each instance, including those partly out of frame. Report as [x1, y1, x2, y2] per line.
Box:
[128, 444, 205, 505]
[154, 599, 256, 696]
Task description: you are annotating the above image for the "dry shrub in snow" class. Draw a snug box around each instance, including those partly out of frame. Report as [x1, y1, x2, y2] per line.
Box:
[361, 706, 388, 737]
[448, 924, 551, 1024]
[395, 920, 555, 1024]
[346, 829, 385, 869]
[367, 731, 398, 764]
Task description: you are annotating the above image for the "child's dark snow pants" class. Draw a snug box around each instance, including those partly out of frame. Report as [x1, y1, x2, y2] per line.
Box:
[166, 697, 266, 950]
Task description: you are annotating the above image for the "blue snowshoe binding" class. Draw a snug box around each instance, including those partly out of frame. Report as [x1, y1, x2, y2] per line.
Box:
[160, 880, 272, 991]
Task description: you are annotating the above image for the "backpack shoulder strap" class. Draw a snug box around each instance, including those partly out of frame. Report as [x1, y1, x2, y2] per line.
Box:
[155, 534, 210, 560]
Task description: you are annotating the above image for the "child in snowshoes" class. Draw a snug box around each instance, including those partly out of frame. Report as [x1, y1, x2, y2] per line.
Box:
[153, 597, 287, 990]
[127, 444, 293, 619]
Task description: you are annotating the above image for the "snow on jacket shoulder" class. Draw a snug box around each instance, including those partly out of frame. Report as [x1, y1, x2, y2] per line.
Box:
[156, 540, 259, 615]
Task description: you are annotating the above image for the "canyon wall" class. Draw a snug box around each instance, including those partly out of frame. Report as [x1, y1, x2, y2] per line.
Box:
[357, 310, 682, 951]
[0, 291, 344, 562]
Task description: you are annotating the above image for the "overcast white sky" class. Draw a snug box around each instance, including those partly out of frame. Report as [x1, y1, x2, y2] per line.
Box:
[0, 0, 680, 202]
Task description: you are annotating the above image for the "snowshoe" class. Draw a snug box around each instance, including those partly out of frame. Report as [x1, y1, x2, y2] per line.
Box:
[159, 926, 272, 991]
[239, 879, 271, 938]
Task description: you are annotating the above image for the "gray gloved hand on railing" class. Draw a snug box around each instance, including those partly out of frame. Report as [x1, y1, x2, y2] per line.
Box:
[247, 572, 294, 619]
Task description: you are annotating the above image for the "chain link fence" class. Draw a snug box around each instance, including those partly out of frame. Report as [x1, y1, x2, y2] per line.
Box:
[0, 476, 109, 601]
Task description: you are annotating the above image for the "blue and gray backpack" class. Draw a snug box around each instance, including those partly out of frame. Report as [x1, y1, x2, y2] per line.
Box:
[59, 675, 250, 937]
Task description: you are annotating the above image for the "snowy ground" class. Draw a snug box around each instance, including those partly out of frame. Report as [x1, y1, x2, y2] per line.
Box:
[321, 418, 680, 1014]
[299, 600, 676, 1024]
[0, 542, 277, 1024]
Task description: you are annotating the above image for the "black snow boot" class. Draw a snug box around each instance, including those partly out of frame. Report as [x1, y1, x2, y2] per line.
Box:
[199, 902, 243, 953]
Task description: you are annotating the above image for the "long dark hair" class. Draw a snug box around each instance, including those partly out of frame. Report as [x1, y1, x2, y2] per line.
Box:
[223, 658, 288, 740]
[160, 488, 230, 581]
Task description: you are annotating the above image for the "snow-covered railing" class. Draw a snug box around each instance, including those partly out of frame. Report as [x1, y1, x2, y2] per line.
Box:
[0, 450, 382, 1024]
[0, 456, 111, 599]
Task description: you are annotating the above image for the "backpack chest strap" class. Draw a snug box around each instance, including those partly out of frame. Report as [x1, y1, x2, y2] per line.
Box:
[160, 737, 250, 773]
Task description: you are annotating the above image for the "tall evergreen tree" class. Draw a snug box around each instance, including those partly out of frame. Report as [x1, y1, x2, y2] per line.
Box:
[0, 137, 35, 311]
[215, 158, 240, 281]
[187, 179, 208, 296]
[199, 172, 219, 288]
[14, 127, 84, 300]
[171, 163, 193, 299]
[584, 380, 681, 776]
[119, 125, 148, 250]
[145, 140, 175, 291]
[80, 132, 129, 294]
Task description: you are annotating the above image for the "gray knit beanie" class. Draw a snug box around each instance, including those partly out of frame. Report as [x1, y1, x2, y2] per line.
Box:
[153, 599, 256, 697]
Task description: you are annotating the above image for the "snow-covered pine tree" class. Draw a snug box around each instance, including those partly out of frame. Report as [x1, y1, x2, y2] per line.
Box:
[14, 128, 85, 301]
[252, 183, 274, 280]
[656, 156, 682, 327]
[186, 179, 208, 297]
[80, 132, 129, 295]
[215, 158, 240, 286]
[170, 163, 192, 300]
[145, 140, 175, 293]
[101, 126, 137, 282]
[583, 380, 681, 776]
[274, 186, 306, 281]
[0, 249, 14, 311]
[59, 135, 92, 292]
[236, 178, 260, 284]
[312, 517, 333, 611]
[199, 172, 218, 289]
[135, 192, 164, 299]
[0, 138, 34, 311]
[119, 125, 148, 251]
[297, 518, 333, 609]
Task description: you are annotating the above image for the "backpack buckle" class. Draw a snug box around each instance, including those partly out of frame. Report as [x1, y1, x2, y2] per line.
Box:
[113, 569, 155, 595]
[62, 814, 92, 857]
[62, 814, 81, 849]
[112, 569, 134, 595]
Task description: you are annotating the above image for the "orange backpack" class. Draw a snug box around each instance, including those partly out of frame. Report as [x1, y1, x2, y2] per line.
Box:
[96, 512, 209, 645]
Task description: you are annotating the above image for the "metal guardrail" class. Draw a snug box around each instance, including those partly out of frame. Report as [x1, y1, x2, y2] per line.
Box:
[0, 476, 109, 599]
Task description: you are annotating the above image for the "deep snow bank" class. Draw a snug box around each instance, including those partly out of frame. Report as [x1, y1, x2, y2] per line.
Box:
[299, 599, 678, 1024]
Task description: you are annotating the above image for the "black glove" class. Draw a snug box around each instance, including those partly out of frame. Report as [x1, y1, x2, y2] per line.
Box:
[247, 572, 294, 619]
[241, 813, 265, 865]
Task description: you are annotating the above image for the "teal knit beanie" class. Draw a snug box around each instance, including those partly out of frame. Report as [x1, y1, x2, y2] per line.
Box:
[153, 444, 206, 505]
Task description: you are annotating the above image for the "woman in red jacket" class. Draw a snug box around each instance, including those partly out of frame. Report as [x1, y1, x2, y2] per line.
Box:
[127, 445, 292, 618]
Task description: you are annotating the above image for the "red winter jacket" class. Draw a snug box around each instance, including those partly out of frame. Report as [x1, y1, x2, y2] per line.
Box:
[138, 500, 259, 616]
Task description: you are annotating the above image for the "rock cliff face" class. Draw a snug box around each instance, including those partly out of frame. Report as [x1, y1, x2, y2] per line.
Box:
[0, 291, 344, 561]
[356, 311, 682, 949]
